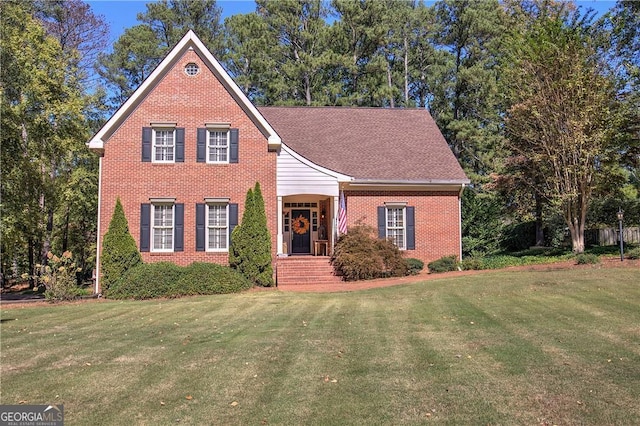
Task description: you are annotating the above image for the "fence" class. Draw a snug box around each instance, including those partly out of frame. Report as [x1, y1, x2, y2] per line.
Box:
[585, 227, 640, 246]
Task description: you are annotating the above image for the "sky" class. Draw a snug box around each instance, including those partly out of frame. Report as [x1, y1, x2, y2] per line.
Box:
[88, 0, 618, 49]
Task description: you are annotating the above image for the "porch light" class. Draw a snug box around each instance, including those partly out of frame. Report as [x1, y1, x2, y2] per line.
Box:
[617, 208, 624, 261]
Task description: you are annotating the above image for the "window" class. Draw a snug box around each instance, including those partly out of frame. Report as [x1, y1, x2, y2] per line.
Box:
[152, 203, 174, 251]
[208, 130, 229, 163]
[386, 207, 406, 250]
[207, 203, 228, 250]
[154, 128, 175, 162]
[196, 200, 237, 252]
[185, 62, 199, 76]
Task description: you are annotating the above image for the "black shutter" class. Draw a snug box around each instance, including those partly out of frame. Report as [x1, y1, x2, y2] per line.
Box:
[406, 206, 415, 250]
[229, 203, 238, 246]
[142, 127, 152, 162]
[174, 203, 184, 251]
[196, 203, 205, 251]
[197, 128, 206, 162]
[175, 128, 185, 162]
[140, 204, 151, 252]
[377, 206, 386, 239]
[229, 129, 239, 163]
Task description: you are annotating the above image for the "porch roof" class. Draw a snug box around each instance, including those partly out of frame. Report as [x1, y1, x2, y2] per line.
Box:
[259, 106, 469, 184]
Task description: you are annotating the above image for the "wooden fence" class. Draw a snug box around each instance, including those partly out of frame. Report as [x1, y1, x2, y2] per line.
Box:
[585, 227, 640, 246]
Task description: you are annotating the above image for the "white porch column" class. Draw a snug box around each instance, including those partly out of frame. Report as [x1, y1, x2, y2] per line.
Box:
[277, 196, 283, 254]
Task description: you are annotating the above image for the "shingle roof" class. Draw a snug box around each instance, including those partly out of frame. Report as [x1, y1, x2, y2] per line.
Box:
[258, 106, 469, 183]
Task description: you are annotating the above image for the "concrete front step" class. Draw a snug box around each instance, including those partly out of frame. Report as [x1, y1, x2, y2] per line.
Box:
[276, 256, 344, 285]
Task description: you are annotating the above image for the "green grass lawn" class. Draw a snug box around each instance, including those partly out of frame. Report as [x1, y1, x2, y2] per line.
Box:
[1, 266, 639, 425]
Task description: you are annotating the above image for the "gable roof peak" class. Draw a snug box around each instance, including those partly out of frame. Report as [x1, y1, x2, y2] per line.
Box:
[87, 30, 280, 153]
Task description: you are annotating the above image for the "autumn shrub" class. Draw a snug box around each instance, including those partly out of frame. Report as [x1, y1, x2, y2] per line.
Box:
[331, 224, 407, 281]
[107, 262, 252, 300]
[427, 255, 459, 273]
[32, 251, 83, 301]
[405, 258, 424, 275]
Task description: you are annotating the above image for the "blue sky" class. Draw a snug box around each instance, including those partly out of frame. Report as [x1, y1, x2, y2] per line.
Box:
[88, 0, 618, 48]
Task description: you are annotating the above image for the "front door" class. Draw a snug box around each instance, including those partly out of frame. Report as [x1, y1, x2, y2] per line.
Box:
[291, 209, 311, 254]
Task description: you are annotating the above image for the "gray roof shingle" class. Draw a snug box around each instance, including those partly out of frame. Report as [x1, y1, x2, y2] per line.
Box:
[258, 106, 469, 183]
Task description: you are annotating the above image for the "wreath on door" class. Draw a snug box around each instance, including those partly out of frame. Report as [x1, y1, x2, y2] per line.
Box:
[291, 214, 310, 235]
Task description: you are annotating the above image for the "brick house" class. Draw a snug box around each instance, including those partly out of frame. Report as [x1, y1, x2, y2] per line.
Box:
[88, 31, 469, 292]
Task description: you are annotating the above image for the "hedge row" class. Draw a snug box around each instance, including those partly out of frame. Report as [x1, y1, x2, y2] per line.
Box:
[106, 262, 253, 300]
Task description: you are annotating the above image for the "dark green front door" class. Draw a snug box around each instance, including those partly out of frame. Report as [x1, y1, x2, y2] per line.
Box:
[291, 209, 311, 254]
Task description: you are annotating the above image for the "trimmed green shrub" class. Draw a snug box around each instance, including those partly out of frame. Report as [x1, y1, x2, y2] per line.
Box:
[405, 258, 424, 275]
[461, 257, 483, 271]
[177, 262, 252, 295]
[107, 262, 252, 300]
[331, 224, 407, 281]
[101, 198, 142, 291]
[627, 247, 640, 260]
[428, 255, 459, 273]
[575, 253, 600, 265]
[229, 183, 274, 287]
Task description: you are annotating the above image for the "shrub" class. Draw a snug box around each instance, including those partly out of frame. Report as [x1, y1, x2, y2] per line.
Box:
[427, 255, 459, 273]
[101, 198, 142, 291]
[627, 247, 640, 260]
[461, 257, 483, 271]
[177, 262, 252, 295]
[575, 253, 600, 265]
[405, 258, 424, 275]
[30, 251, 83, 301]
[107, 262, 252, 300]
[331, 224, 407, 281]
[229, 183, 274, 287]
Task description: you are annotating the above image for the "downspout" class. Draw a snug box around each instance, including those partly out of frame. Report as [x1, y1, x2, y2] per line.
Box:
[94, 155, 103, 295]
[458, 183, 465, 262]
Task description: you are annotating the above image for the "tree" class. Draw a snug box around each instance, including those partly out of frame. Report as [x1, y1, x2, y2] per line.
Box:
[34, 0, 109, 90]
[101, 199, 142, 291]
[229, 183, 273, 287]
[97, 0, 224, 110]
[503, 12, 621, 253]
[1, 1, 89, 284]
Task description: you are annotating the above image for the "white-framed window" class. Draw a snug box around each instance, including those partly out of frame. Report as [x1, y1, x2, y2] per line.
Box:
[386, 206, 406, 250]
[152, 203, 174, 251]
[185, 62, 200, 76]
[207, 129, 229, 163]
[207, 203, 229, 251]
[153, 128, 175, 162]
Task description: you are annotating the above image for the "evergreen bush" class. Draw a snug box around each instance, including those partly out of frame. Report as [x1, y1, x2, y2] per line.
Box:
[331, 224, 407, 281]
[427, 255, 459, 273]
[575, 253, 600, 265]
[229, 183, 274, 286]
[101, 198, 142, 290]
[405, 258, 424, 275]
[106, 262, 252, 300]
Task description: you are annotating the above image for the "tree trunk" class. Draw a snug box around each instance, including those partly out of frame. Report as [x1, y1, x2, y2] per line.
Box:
[535, 194, 544, 246]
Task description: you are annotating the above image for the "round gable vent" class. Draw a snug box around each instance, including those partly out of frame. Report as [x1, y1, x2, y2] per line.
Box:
[185, 63, 200, 76]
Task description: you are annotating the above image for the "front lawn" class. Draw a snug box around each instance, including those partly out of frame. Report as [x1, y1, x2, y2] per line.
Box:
[1, 266, 639, 425]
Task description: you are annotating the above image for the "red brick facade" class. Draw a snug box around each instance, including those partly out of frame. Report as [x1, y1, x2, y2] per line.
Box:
[92, 31, 467, 292]
[98, 49, 278, 272]
[344, 190, 462, 264]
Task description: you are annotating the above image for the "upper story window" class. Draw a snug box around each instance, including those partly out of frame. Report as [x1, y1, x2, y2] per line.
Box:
[208, 129, 229, 163]
[142, 125, 184, 163]
[154, 128, 175, 162]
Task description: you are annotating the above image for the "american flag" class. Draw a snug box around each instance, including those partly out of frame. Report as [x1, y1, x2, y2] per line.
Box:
[338, 190, 347, 235]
